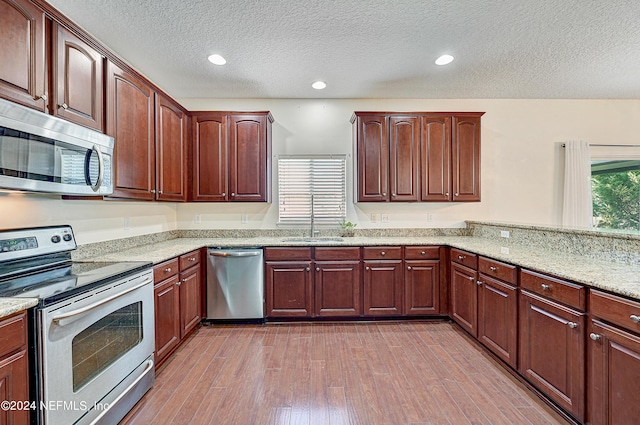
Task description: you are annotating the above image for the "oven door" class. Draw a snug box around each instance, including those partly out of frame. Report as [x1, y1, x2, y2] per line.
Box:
[38, 269, 154, 425]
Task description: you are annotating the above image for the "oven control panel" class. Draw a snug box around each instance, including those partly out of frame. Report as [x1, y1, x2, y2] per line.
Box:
[0, 225, 76, 261]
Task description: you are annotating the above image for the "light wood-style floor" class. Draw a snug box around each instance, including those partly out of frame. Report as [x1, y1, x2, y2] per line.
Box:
[121, 321, 569, 425]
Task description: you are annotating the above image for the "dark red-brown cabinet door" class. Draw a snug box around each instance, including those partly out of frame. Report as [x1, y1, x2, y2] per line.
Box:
[588, 319, 640, 425]
[229, 114, 271, 202]
[450, 262, 478, 336]
[477, 274, 517, 367]
[363, 260, 403, 316]
[315, 261, 361, 317]
[356, 115, 389, 201]
[154, 276, 180, 365]
[404, 260, 440, 315]
[107, 61, 155, 200]
[389, 116, 419, 201]
[0, 0, 47, 111]
[421, 115, 451, 201]
[452, 115, 481, 202]
[192, 113, 228, 201]
[52, 23, 104, 131]
[155, 94, 187, 201]
[265, 261, 312, 318]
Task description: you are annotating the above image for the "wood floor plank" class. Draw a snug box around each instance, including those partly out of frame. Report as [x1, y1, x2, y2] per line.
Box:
[123, 322, 571, 425]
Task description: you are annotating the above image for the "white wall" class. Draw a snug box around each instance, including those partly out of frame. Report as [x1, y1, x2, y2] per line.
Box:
[3, 98, 639, 243]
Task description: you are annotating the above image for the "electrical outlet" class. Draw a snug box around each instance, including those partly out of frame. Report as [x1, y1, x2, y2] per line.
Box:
[370, 213, 378, 223]
[381, 214, 390, 222]
[500, 230, 510, 238]
[241, 214, 248, 224]
[427, 213, 434, 222]
[500, 246, 510, 254]
[124, 217, 130, 230]
[194, 214, 201, 224]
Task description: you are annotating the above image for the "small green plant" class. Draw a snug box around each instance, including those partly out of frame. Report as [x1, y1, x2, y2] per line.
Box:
[339, 220, 357, 236]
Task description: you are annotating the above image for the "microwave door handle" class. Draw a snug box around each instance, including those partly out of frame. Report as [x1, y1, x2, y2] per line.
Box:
[51, 277, 152, 326]
[85, 145, 104, 192]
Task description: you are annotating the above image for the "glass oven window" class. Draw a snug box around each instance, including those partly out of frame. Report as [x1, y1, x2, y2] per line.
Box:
[71, 302, 143, 392]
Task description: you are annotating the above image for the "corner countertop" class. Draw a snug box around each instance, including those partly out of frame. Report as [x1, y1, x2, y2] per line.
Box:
[0, 298, 38, 320]
[81, 235, 640, 301]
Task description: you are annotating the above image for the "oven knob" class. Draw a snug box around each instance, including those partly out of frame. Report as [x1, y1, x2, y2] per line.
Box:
[63, 234, 72, 242]
[51, 235, 61, 243]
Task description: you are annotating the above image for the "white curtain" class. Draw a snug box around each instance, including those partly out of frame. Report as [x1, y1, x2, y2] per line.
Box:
[562, 141, 592, 228]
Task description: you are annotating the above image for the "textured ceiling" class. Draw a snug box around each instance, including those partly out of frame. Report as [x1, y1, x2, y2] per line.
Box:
[46, 0, 640, 99]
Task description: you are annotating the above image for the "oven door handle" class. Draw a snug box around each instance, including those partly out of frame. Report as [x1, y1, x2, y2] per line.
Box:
[51, 278, 152, 326]
[89, 358, 154, 425]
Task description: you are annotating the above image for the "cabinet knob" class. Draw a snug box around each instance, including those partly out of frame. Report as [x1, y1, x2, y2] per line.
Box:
[176, 281, 181, 286]
[392, 193, 396, 196]
[407, 266, 412, 270]
[476, 280, 483, 286]
[455, 193, 459, 196]
[420, 251, 426, 256]
[458, 255, 466, 260]
[630, 315, 640, 324]
[306, 267, 310, 272]
[490, 266, 498, 272]
[222, 192, 226, 196]
[541, 284, 550, 291]
[589, 333, 602, 341]
[382, 192, 387, 196]
[151, 189, 157, 194]
[366, 266, 370, 271]
[231, 192, 236, 197]
[164, 267, 172, 273]
[36, 94, 48, 101]
[189, 257, 196, 262]
[567, 322, 578, 329]
[380, 251, 385, 256]
[316, 267, 320, 272]
[158, 190, 163, 194]
[468, 276, 474, 281]
[59, 103, 68, 110]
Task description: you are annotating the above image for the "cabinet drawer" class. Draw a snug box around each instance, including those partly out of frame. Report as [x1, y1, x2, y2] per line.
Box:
[478, 257, 517, 285]
[179, 249, 201, 270]
[450, 248, 478, 269]
[404, 246, 440, 260]
[0, 312, 27, 358]
[265, 247, 312, 261]
[520, 269, 586, 311]
[315, 247, 360, 261]
[154, 258, 180, 283]
[590, 290, 640, 334]
[363, 246, 402, 260]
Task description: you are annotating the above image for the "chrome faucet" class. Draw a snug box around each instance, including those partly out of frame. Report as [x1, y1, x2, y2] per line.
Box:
[309, 194, 316, 239]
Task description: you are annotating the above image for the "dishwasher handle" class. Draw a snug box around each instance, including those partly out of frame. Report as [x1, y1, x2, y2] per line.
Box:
[209, 250, 262, 257]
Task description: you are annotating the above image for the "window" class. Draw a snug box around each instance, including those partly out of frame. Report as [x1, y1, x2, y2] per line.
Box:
[278, 156, 346, 225]
[590, 146, 640, 231]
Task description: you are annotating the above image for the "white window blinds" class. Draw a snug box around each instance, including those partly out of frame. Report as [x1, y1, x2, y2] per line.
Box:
[278, 156, 346, 225]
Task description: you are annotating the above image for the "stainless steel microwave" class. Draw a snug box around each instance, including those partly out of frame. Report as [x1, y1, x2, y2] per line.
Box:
[0, 98, 114, 196]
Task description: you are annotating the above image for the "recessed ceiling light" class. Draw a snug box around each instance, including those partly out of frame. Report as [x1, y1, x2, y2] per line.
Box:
[312, 81, 327, 90]
[435, 54, 454, 65]
[207, 54, 227, 65]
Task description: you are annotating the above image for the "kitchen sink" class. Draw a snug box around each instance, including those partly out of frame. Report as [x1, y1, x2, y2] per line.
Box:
[281, 237, 344, 243]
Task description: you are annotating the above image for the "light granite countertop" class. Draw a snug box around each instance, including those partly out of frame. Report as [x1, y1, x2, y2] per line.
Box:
[3, 234, 639, 319]
[85, 235, 640, 301]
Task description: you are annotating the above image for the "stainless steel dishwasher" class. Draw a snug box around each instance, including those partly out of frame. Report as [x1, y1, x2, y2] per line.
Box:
[206, 248, 264, 320]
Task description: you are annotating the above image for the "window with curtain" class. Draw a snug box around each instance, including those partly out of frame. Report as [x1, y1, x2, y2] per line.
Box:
[278, 156, 346, 225]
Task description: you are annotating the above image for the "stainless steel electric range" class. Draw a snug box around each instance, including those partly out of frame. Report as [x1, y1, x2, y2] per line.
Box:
[0, 225, 155, 425]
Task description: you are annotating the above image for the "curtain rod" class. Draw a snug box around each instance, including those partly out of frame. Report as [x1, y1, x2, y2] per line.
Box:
[562, 143, 640, 148]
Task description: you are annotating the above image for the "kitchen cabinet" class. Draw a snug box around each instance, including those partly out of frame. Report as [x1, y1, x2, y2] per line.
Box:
[587, 289, 640, 425]
[450, 254, 478, 335]
[404, 246, 441, 315]
[476, 257, 518, 368]
[191, 112, 273, 202]
[107, 61, 156, 200]
[314, 247, 361, 317]
[0, 311, 29, 425]
[52, 22, 104, 131]
[265, 248, 313, 318]
[155, 93, 187, 201]
[0, 0, 47, 111]
[519, 270, 585, 422]
[153, 250, 202, 367]
[353, 112, 483, 203]
[363, 247, 403, 316]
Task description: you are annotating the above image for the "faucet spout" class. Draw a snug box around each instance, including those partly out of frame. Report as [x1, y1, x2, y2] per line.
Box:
[309, 194, 315, 238]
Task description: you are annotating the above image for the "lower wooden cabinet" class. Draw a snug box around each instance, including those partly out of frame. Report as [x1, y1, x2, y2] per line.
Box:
[153, 250, 202, 367]
[363, 259, 403, 316]
[477, 274, 518, 368]
[0, 312, 29, 425]
[404, 259, 440, 315]
[450, 261, 478, 336]
[315, 260, 361, 317]
[519, 290, 585, 422]
[265, 260, 313, 317]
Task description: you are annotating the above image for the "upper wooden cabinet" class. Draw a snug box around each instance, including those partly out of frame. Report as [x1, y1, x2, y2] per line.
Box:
[155, 93, 187, 201]
[52, 22, 104, 131]
[107, 61, 156, 200]
[191, 111, 272, 202]
[0, 0, 47, 111]
[353, 112, 483, 203]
